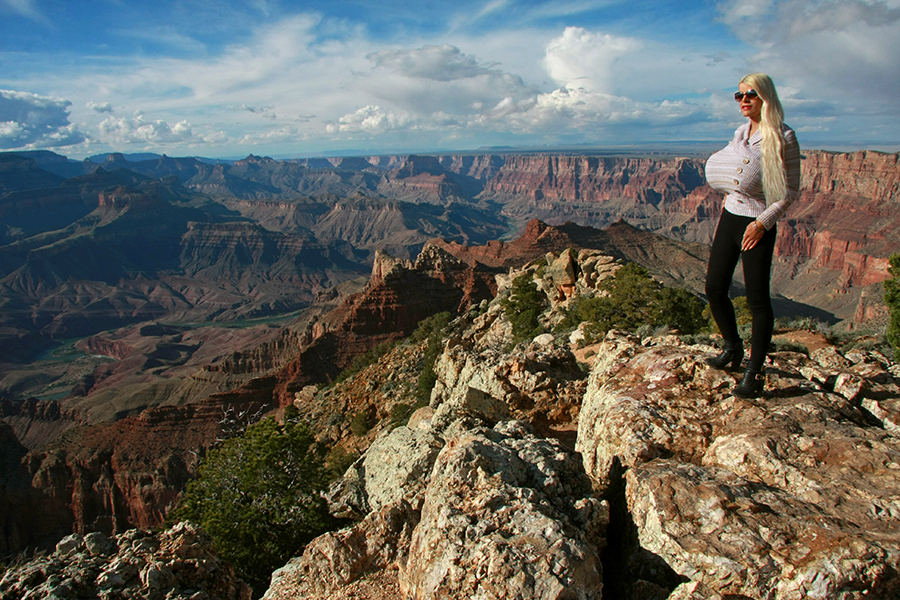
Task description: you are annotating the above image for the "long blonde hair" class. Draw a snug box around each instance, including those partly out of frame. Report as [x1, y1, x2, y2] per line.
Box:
[741, 73, 787, 205]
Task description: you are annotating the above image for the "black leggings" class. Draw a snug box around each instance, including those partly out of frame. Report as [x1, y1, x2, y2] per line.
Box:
[705, 209, 777, 371]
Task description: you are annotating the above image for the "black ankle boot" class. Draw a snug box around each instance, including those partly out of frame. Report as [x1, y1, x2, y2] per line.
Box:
[733, 368, 765, 398]
[705, 341, 743, 371]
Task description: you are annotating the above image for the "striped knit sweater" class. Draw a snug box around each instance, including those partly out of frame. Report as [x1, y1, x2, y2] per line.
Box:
[704, 122, 801, 230]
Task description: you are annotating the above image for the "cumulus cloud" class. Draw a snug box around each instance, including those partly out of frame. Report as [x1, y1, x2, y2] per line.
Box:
[478, 85, 706, 137]
[456, 28, 708, 139]
[87, 101, 114, 114]
[369, 44, 501, 82]
[326, 105, 409, 135]
[333, 32, 713, 144]
[0, 89, 86, 149]
[542, 27, 640, 93]
[98, 112, 209, 146]
[354, 44, 537, 129]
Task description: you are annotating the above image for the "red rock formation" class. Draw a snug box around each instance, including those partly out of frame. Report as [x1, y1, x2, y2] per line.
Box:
[76, 337, 132, 360]
[429, 219, 570, 268]
[271, 245, 502, 401]
[779, 151, 899, 285]
[481, 155, 705, 205]
[97, 187, 164, 211]
[23, 393, 274, 537]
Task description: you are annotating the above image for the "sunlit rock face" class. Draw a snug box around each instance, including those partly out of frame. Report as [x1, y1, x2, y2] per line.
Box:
[577, 331, 900, 599]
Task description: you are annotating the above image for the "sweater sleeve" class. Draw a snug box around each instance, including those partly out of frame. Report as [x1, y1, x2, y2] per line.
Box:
[757, 127, 801, 230]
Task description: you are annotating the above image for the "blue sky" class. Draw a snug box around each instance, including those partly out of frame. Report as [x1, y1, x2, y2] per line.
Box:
[1, 0, 899, 159]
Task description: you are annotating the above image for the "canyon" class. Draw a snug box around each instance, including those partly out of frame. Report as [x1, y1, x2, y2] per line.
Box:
[0, 146, 898, 597]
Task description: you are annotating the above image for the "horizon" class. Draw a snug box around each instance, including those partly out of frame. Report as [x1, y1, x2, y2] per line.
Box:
[2, 0, 899, 159]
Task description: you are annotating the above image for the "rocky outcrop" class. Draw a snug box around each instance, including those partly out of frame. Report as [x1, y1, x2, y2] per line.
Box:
[265, 421, 607, 600]
[268, 331, 900, 599]
[399, 421, 607, 600]
[0, 522, 251, 600]
[264, 246, 900, 600]
[577, 331, 900, 599]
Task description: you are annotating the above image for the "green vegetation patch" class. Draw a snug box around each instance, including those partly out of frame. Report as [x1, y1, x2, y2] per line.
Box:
[885, 252, 900, 360]
[169, 407, 339, 596]
[412, 311, 453, 405]
[559, 262, 706, 343]
[502, 273, 549, 345]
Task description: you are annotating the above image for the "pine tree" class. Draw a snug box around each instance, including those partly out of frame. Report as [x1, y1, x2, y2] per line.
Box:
[169, 408, 338, 595]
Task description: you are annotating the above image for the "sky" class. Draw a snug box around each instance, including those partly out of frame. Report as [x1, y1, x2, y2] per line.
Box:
[1, 0, 899, 160]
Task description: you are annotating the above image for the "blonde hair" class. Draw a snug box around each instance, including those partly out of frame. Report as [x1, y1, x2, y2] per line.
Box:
[741, 73, 787, 205]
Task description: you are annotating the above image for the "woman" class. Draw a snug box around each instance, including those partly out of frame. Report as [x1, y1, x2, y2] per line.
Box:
[704, 73, 801, 397]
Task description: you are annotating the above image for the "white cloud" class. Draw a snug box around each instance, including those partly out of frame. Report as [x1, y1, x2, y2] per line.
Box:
[327, 105, 410, 135]
[327, 31, 717, 145]
[542, 26, 640, 93]
[238, 125, 305, 145]
[354, 44, 537, 126]
[0, 89, 86, 149]
[478, 84, 707, 137]
[369, 44, 499, 82]
[97, 112, 215, 146]
[87, 101, 114, 114]
[154, 14, 323, 100]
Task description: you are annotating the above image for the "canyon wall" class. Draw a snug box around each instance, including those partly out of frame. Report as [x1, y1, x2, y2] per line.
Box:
[450, 149, 898, 322]
[1, 147, 898, 563]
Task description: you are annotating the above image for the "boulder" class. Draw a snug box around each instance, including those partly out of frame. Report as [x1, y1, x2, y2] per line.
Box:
[399, 421, 608, 599]
[362, 424, 444, 512]
[263, 502, 417, 600]
[576, 331, 900, 598]
[266, 421, 607, 600]
[429, 339, 586, 433]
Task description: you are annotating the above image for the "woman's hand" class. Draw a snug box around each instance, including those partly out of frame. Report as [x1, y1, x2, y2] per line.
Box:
[741, 221, 765, 251]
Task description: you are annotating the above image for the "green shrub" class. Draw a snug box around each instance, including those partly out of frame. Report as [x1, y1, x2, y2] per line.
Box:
[561, 263, 707, 340]
[412, 311, 452, 403]
[349, 407, 374, 436]
[168, 409, 337, 596]
[502, 273, 549, 344]
[325, 445, 359, 478]
[885, 253, 900, 359]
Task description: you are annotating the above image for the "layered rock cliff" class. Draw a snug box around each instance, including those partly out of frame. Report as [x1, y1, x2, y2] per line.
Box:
[0, 220, 710, 555]
[3, 147, 897, 365]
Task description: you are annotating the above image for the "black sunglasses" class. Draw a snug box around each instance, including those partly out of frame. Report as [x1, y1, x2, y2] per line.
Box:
[734, 89, 760, 102]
